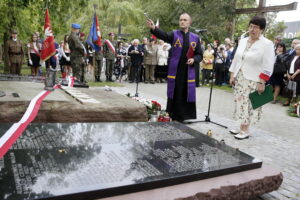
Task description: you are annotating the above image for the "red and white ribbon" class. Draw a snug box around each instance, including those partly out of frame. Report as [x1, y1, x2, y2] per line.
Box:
[0, 85, 60, 158]
[68, 76, 75, 87]
[105, 40, 115, 54]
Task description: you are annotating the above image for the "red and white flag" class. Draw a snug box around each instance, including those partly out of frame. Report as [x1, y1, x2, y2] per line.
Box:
[151, 19, 159, 39]
[41, 9, 56, 61]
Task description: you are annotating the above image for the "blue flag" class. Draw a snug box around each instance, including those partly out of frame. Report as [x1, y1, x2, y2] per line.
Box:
[86, 13, 102, 51]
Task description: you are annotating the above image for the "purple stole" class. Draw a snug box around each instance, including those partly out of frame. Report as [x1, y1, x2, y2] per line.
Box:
[167, 30, 199, 102]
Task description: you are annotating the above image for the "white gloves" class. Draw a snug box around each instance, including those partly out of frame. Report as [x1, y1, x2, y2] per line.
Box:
[29, 59, 33, 65]
[66, 57, 70, 62]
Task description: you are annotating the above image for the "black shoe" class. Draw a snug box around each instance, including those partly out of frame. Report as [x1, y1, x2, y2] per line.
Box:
[150, 81, 155, 84]
[283, 102, 290, 106]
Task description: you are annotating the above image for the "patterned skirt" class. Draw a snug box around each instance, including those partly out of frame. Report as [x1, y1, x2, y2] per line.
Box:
[233, 70, 262, 125]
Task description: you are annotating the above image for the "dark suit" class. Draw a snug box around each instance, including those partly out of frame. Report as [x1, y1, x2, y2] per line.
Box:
[128, 45, 144, 82]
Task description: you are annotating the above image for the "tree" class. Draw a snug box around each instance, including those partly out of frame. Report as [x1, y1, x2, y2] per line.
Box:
[264, 13, 287, 41]
[0, 0, 88, 72]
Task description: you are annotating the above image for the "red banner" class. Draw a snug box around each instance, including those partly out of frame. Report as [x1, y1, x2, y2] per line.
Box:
[41, 9, 56, 61]
[95, 14, 102, 47]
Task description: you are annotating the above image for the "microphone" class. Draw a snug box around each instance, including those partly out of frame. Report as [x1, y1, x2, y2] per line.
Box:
[195, 29, 207, 33]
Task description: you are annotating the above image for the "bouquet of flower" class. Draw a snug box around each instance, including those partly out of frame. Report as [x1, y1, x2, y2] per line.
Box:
[131, 97, 161, 116]
[288, 102, 300, 118]
[151, 100, 161, 113]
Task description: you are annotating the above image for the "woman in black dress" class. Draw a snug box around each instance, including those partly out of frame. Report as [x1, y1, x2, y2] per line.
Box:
[60, 35, 71, 79]
[268, 42, 286, 103]
[27, 34, 41, 76]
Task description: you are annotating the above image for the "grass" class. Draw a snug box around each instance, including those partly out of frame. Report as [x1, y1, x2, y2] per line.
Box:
[0, 64, 35, 76]
[87, 81, 124, 87]
[211, 84, 233, 92]
[0, 64, 123, 87]
[204, 83, 290, 103]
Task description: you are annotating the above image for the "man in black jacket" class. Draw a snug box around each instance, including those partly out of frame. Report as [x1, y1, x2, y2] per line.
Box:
[128, 39, 144, 83]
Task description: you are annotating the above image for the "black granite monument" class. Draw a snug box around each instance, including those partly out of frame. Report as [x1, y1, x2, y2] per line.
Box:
[0, 122, 262, 200]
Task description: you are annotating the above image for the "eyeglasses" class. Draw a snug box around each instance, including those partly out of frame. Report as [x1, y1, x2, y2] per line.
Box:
[248, 24, 261, 30]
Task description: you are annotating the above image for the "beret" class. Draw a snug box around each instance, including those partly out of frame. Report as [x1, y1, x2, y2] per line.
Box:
[71, 23, 81, 29]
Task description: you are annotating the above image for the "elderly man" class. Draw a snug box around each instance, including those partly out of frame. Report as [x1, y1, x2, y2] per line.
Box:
[147, 13, 203, 122]
[144, 38, 158, 84]
[6, 30, 24, 75]
[128, 39, 144, 83]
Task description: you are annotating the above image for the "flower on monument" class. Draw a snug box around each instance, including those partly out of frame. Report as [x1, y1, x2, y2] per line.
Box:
[151, 100, 161, 111]
[288, 102, 300, 117]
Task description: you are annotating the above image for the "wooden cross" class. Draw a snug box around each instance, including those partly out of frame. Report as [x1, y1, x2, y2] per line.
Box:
[117, 24, 131, 41]
[236, 0, 298, 16]
[229, 0, 298, 38]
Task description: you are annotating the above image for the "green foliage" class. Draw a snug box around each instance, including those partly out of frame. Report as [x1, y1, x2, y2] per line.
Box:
[283, 37, 300, 49]
[264, 13, 287, 41]
[0, 0, 288, 46]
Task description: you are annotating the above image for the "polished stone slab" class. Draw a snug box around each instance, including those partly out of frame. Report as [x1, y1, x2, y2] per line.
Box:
[0, 122, 262, 200]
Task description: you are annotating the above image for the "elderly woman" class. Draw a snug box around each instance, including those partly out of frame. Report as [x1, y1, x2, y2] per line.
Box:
[285, 43, 300, 105]
[229, 16, 275, 140]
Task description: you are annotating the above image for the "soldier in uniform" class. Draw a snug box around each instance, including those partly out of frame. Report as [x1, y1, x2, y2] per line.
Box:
[104, 32, 117, 82]
[68, 24, 85, 82]
[6, 30, 24, 75]
[79, 32, 88, 82]
[94, 42, 104, 82]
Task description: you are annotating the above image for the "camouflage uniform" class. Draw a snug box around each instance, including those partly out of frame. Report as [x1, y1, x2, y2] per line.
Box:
[103, 39, 117, 81]
[6, 39, 24, 75]
[94, 48, 103, 82]
[68, 31, 85, 81]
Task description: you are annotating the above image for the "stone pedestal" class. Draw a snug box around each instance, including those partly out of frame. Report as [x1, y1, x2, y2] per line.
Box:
[0, 81, 148, 122]
[99, 164, 282, 200]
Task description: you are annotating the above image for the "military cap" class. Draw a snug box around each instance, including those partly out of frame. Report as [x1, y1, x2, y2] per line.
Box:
[79, 32, 85, 37]
[108, 32, 115, 36]
[11, 29, 18, 34]
[71, 23, 81, 29]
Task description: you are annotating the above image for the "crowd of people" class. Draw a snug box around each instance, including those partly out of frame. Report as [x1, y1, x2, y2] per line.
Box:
[3, 28, 173, 85]
[3, 16, 300, 124]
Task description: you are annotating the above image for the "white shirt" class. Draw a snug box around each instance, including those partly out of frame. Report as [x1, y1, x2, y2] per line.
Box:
[27, 43, 38, 54]
[157, 49, 169, 66]
[229, 35, 275, 82]
[290, 56, 299, 74]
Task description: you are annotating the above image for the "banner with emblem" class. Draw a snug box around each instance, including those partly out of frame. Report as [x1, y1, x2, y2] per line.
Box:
[41, 9, 56, 61]
[87, 13, 102, 51]
[186, 41, 196, 59]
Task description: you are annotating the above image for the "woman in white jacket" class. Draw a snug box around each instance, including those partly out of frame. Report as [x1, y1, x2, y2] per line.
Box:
[156, 44, 169, 83]
[229, 16, 275, 140]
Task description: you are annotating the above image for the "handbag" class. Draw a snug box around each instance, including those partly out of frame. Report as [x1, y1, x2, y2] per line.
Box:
[273, 55, 287, 75]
